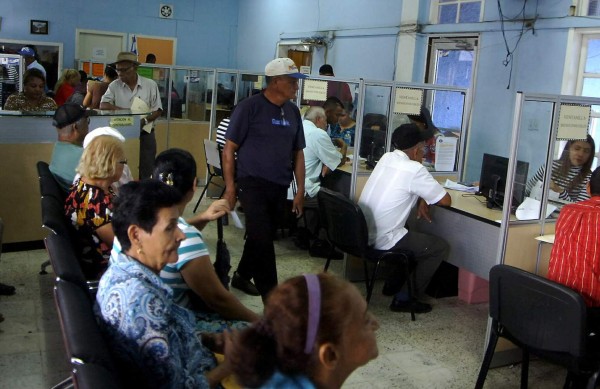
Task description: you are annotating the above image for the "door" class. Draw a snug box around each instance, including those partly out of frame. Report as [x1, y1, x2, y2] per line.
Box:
[76, 29, 126, 77]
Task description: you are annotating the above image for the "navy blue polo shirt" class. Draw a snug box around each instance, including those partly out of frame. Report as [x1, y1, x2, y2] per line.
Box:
[226, 93, 305, 187]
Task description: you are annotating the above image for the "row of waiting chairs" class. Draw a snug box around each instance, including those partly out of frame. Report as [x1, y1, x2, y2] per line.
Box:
[37, 161, 123, 388]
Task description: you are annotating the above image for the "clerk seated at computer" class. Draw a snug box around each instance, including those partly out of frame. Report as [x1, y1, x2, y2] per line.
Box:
[525, 135, 595, 203]
[547, 166, 600, 333]
[358, 123, 451, 314]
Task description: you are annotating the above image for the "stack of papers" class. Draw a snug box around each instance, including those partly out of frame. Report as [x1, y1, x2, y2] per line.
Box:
[443, 179, 479, 193]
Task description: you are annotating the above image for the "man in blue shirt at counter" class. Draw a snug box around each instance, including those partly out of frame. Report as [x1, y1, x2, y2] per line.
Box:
[49, 103, 90, 191]
[223, 57, 306, 300]
[359, 123, 451, 314]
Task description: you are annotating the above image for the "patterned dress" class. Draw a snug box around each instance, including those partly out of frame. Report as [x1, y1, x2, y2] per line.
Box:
[95, 251, 217, 389]
[64, 179, 114, 276]
[3, 92, 57, 111]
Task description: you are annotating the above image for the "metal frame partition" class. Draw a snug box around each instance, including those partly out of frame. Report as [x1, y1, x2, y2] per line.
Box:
[0, 54, 25, 109]
[485, 92, 600, 368]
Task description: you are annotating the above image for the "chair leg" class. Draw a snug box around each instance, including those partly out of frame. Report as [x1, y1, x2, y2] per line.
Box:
[520, 348, 529, 389]
[324, 257, 331, 272]
[475, 329, 500, 389]
[50, 376, 73, 389]
[39, 259, 50, 275]
[193, 176, 213, 213]
[404, 258, 416, 321]
[365, 260, 382, 304]
[585, 370, 600, 389]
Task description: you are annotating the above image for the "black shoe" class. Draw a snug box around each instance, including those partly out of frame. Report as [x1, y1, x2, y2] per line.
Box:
[389, 299, 432, 314]
[231, 272, 260, 296]
[309, 240, 344, 260]
[0, 283, 15, 296]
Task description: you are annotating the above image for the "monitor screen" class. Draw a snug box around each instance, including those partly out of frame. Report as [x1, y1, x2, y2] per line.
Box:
[359, 128, 386, 160]
[479, 153, 529, 209]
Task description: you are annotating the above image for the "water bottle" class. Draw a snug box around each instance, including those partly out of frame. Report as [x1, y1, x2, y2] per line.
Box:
[343, 131, 352, 146]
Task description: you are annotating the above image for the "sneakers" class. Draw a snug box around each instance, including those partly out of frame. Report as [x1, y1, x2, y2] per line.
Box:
[389, 299, 432, 314]
[231, 272, 260, 296]
[309, 239, 344, 260]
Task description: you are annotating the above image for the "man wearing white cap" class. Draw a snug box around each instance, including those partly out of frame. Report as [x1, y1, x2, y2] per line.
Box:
[100, 51, 162, 179]
[223, 57, 307, 300]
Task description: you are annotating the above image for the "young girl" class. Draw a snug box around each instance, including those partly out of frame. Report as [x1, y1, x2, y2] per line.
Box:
[227, 273, 379, 389]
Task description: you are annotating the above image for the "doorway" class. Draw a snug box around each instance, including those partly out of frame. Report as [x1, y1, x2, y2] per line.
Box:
[0, 39, 62, 90]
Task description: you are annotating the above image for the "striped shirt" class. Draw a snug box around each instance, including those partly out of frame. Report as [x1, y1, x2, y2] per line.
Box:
[548, 197, 600, 306]
[160, 218, 210, 308]
[215, 118, 229, 149]
[526, 160, 591, 203]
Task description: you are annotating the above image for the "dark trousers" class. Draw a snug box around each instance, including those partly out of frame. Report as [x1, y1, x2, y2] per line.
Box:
[236, 177, 287, 298]
[388, 229, 450, 299]
[139, 130, 156, 180]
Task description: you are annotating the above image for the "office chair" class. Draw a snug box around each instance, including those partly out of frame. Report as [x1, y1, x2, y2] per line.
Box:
[317, 187, 417, 321]
[193, 139, 226, 213]
[475, 264, 600, 389]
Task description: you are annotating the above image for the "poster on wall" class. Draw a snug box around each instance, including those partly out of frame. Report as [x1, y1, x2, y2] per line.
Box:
[303, 80, 327, 101]
[557, 104, 590, 140]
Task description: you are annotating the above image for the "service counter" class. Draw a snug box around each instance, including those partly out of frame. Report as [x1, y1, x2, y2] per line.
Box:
[0, 110, 141, 244]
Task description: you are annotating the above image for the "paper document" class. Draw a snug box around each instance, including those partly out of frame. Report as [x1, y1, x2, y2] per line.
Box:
[444, 179, 479, 193]
[130, 96, 153, 133]
[230, 210, 244, 229]
[434, 137, 458, 172]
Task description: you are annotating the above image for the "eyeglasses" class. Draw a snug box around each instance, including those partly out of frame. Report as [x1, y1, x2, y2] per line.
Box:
[119, 159, 128, 165]
[115, 66, 133, 73]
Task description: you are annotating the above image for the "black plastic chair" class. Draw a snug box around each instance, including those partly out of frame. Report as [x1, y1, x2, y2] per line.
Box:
[72, 363, 123, 389]
[54, 279, 118, 374]
[37, 161, 69, 274]
[475, 264, 600, 389]
[193, 139, 226, 213]
[45, 234, 99, 293]
[317, 187, 417, 321]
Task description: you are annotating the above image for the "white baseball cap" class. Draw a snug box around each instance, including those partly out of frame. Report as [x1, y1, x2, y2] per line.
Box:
[265, 58, 307, 79]
[83, 126, 125, 148]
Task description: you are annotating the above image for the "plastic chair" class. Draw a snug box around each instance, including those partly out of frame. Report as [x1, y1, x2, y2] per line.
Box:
[72, 363, 123, 389]
[317, 187, 417, 321]
[54, 279, 117, 372]
[193, 139, 225, 213]
[475, 264, 600, 389]
[37, 161, 69, 274]
[45, 234, 98, 293]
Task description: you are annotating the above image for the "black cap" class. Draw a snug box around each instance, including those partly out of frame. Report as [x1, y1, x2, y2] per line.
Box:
[52, 103, 90, 128]
[407, 106, 437, 139]
[391, 123, 432, 150]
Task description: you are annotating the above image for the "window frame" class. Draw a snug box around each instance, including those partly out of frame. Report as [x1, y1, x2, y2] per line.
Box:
[430, 0, 484, 24]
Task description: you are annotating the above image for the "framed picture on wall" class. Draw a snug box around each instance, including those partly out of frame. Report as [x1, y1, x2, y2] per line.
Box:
[30, 20, 48, 35]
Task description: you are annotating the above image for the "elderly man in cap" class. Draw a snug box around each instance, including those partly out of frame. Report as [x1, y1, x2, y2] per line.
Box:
[358, 123, 452, 314]
[100, 51, 162, 179]
[223, 57, 306, 300]
[49, 103, 90, 190]
[19, 46, 46, 79]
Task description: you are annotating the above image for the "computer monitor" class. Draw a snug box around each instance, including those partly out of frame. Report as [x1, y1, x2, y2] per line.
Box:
[479, 153, 529, 209]
[359, 128, 387, 165]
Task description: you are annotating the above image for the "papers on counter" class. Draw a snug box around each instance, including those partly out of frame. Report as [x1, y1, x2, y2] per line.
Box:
[443, 179, 479, 193]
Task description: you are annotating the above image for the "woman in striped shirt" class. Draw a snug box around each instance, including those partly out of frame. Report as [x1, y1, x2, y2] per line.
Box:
[526, 135, 596, 203]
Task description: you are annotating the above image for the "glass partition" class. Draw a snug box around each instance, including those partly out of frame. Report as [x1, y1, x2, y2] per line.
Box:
[237, 72, 265, 102]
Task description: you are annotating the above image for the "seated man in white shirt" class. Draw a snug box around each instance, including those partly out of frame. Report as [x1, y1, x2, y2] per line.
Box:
[301, 106, 345, 258]
[358, 123, 452, 314]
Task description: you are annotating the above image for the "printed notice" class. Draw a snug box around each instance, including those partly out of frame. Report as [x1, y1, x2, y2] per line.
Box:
[109, 117, 134, 127]
[557, 104, 590, 140]
[393, 88, 423, 115]
[92, 47, 106, 59]
[303, 79, 328, 101]
[434, 136, 457, 172]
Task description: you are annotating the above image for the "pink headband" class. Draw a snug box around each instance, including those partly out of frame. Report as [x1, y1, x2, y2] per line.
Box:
[303, 274, 321, 354]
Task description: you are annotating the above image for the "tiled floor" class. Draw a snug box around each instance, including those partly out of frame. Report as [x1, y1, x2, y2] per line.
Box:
[0, 194, 567, 388]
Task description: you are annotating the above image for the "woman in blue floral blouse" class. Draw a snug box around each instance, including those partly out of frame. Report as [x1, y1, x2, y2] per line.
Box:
[94, 180, 230, 388]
